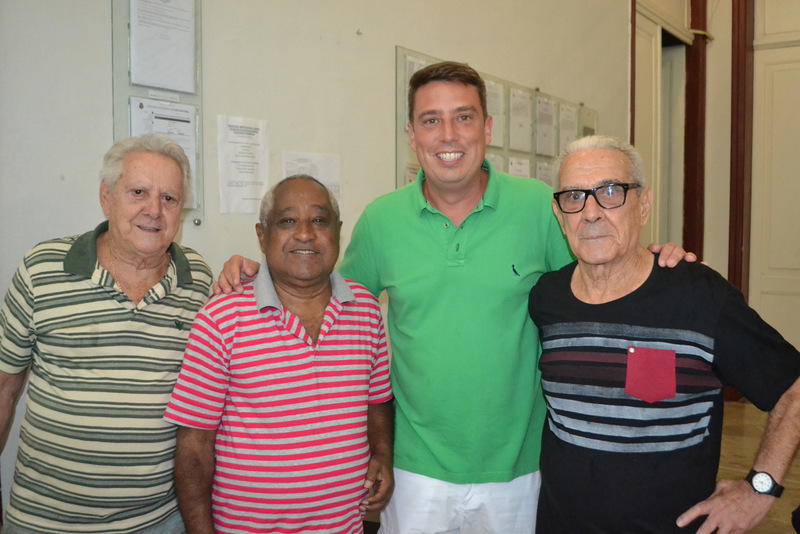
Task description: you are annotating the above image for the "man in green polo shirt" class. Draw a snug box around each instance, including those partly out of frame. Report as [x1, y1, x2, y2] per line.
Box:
[216, 61, 690, 533]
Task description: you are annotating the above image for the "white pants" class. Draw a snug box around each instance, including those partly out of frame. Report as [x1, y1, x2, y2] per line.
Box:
[378, 468, 539, 534]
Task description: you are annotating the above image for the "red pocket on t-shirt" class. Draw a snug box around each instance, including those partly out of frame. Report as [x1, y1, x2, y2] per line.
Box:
[625, 346, 676, 403]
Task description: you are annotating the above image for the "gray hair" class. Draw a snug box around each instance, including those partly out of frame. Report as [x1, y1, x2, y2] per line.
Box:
[556, 135, 646, 190]
[258, 175, 340, 227]
[99, 134, 192, 204]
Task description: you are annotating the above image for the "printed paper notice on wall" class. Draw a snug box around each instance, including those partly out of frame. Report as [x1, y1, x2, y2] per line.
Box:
[217, 115, 269, 214]
[508, 157, 531, 179]
[536, 161, 556, 189]
[535, 96, 556, 157]
[130, 0, 196, 94]
[559, 104, 579, 153]
[486, 80, 506, 148]
[282, 151, 343, 209]
[130, 97, 198, 208]
[509, 88, 532, 153]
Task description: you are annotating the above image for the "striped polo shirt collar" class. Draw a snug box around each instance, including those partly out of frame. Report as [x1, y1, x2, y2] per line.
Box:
[253, 259, 355, 311]
[413, 159, 499, 216]
[63, 220, 194, 286]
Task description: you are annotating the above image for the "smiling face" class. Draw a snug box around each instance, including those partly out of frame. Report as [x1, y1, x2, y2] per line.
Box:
[257, 179, 341, 291]
[100, 151, 184, 261]
[408, 81, 492, 193]
[555, 147, 652, 267]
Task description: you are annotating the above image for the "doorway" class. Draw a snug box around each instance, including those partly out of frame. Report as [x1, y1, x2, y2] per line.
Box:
[634, 13, 687, 247]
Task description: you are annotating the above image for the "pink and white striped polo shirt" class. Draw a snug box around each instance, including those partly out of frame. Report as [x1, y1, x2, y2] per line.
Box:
[164, 265, 392, 533]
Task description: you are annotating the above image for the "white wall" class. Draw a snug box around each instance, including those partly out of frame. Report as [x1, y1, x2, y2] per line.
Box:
[0, 2, 114, 510]
[0, 0, 639, 513]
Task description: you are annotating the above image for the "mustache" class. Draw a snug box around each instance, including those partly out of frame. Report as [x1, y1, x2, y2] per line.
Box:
[576, 222, 613, 239]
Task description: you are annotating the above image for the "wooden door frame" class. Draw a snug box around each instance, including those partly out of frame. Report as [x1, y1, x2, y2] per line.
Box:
[630, 1, 707, 260]
[683, 0, 707, 260]
[728, 0, 754, 296]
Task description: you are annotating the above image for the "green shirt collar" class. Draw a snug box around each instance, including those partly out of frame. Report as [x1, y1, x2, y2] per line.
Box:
[414, 158, 499, 215]
[63, 221, 194, 287]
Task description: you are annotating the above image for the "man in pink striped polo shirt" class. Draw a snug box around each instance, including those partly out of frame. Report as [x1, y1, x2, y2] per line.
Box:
[164, 175, 394, 534]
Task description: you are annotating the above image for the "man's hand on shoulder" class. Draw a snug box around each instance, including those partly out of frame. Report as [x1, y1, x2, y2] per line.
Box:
[213, 255, 261, 295]
[648, 242, 698, 268]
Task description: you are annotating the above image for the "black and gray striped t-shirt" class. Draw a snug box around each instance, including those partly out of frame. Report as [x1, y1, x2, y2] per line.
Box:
[528, 256, 800, 533]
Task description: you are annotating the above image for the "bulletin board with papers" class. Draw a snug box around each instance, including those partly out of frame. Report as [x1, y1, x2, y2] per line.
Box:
[112, 0, 204, 218]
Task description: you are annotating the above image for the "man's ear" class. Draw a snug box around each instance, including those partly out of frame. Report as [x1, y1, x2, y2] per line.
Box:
[408, 122, 417, 154]
[638, 186, 653, 227]
[99, 181, 112, 217]
[334, 219, 343, 247]
[255, 223, 267, 256]
[552, 199, 566, 234]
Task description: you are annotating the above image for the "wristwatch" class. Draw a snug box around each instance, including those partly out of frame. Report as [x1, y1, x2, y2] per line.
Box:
[746, 469, 784, 497]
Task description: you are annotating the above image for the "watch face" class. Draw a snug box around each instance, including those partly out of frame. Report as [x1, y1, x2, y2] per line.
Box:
[752, 473, 774, 493]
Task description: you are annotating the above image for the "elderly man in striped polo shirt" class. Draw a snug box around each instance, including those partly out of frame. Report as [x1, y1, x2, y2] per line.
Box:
[0, 134, 213, 534]
[164, 175, 394, 534]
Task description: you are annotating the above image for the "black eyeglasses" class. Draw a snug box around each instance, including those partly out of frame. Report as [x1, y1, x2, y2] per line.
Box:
[553, 183, 641, 213]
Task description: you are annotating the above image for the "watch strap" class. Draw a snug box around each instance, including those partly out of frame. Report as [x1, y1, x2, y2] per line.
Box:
[746, 469, 785, 497]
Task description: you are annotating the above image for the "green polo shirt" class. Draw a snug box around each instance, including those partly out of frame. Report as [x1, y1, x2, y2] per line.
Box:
[339, 160, 572, 484]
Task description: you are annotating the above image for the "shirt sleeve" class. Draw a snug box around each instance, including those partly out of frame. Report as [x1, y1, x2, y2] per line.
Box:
[339, 207, 383, 298]
[0, 255, 36, 374]
[367, 304, 392, 405]
[164, 305, 231, 429]
[183, 247, 214, 299]
[712, 278, 800, 411]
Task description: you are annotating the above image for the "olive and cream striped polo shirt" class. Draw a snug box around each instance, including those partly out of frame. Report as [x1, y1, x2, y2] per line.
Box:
[0, 221, 211, 533]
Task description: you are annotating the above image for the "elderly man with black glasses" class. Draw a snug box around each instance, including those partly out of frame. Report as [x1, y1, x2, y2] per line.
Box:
[528, 135, 800, 534]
